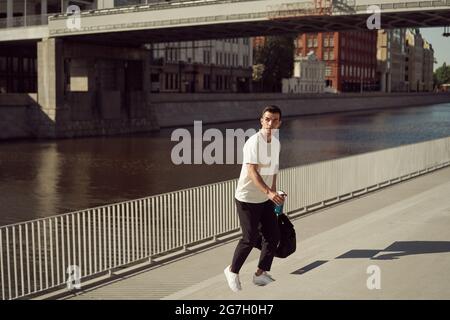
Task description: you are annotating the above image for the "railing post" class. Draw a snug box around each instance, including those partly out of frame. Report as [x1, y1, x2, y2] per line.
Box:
[2, 136, 450, 300]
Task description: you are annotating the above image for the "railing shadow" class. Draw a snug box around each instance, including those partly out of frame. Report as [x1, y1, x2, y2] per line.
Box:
[337, 241, 450, 260]
[292, 241, 450, 274]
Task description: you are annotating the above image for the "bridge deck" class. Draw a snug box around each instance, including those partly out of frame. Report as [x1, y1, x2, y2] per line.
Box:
[62, 165, 450, 300]
[3, 0, 450, 45]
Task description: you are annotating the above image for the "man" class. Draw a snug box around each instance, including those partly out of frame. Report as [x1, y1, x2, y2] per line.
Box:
[224, 105, 285, 292]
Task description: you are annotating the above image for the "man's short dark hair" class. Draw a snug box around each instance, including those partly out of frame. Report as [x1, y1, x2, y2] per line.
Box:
[261, 105, 282, 119]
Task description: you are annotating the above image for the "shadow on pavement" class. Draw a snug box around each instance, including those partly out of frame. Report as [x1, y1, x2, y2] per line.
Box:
[292, 241, 450, 275]
[337, 241, 450, 260]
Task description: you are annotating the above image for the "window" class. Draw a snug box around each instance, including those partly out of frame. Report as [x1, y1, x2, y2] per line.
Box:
[13, 57, 19, 72]
[0, 57, 6, 72]
[329, 37, 334, 47]
[165, 48, 178, 62]
[203, 74, 211, 90]
[203, 50, 211, 64]
[313, 37, 318, 47]
[243, 55, 249, 67]
[329, 50, 334, 60]
[216, 75, 223, 90]
[164, 73, 179, 90]
[325, 66, 332, 77]
[341, 65, 345, 77]
[307, 38, 313, 47]
[324, 51, 329, 60]
[324, 38, 329, 47]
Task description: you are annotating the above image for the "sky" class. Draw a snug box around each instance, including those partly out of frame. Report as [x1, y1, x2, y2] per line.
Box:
[420, 27, 450, 71]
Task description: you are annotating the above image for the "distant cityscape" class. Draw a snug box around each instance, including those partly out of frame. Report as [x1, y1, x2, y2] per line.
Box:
[0, 0, 441, 94]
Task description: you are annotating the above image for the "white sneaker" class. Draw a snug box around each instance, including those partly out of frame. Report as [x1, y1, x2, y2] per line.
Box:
[224, 266, 242, 292]
[253, 272, 276, 286]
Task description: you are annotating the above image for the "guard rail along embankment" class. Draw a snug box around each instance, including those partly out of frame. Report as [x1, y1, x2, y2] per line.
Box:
[1, 136, 450, 299]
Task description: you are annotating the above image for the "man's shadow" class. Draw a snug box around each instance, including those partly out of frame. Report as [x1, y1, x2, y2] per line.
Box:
[292, 241, 450, 275]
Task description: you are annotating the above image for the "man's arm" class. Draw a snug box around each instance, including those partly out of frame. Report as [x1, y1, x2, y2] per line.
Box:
[271, 174, 277, 191]
[247, 164, 283, 205]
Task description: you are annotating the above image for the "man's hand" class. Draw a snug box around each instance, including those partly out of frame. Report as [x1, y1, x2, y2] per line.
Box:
[267, 189, 285, 206]
[247, 164, 285, 205]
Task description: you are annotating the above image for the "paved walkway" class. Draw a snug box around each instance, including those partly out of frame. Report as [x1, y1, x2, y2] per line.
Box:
[66, 166, 450, 300]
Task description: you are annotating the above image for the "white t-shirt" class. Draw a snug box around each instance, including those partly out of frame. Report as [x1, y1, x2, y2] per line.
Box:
[235, 130, 280, 203]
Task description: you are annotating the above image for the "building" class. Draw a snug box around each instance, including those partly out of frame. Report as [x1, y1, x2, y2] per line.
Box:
[405, 28, 424, 92]
[423, 40, 435, 92]
[282, 52, 325, 94]
[377, 29, 407, 92]
[404, 28, 434, 92]
[377, 28, 434, 93]
[295, 30, 378, 93]
[149, 38, 253, 93]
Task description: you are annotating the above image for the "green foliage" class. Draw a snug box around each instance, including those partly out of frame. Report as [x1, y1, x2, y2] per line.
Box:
[254, 35, 295, 92]
[434, 62, 450, 86]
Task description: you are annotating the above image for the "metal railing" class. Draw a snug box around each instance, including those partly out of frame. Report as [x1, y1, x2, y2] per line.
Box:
[0, 14, 52, 29]
[1, 136, 450, 299]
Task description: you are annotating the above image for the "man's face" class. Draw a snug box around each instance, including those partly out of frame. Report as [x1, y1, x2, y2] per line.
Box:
[260, 111, 281, 136]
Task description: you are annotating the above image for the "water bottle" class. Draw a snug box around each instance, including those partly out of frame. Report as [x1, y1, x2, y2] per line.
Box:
[274, 191, 287, 216]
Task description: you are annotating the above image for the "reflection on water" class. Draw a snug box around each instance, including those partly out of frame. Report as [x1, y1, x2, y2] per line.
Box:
[1, 103, 450, 225]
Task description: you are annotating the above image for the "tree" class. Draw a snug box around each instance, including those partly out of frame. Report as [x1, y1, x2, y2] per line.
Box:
[434, 62, 450, 87]
[254, 35, 295, 92]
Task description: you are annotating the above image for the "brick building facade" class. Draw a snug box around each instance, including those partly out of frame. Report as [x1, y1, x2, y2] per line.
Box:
[295, 31, 378, 93]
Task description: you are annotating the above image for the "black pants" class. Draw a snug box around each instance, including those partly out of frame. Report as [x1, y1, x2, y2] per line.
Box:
[230, 199, 280, 274]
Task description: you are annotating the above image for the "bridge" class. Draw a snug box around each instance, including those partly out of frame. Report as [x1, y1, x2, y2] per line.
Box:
[1, 0, 450, 139]
[2, 0, 450, 44]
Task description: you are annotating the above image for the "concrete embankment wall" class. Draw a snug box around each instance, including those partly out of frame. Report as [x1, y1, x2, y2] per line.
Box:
[0, 92, 158, 140]
[150, 92, 450, 128]
[0, 94, 38, 140]
[1, 92, 449, 139]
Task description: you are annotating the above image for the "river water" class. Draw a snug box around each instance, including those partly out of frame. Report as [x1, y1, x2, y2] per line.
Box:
[1, 102, 450, 226]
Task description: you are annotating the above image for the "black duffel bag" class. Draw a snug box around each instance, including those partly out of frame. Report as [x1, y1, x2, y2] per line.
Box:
[254, 213, 296, 258]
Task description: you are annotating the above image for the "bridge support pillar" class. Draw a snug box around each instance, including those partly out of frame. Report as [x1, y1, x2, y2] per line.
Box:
[37, 38, 65, 138]
[34, 39, 159, 138]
